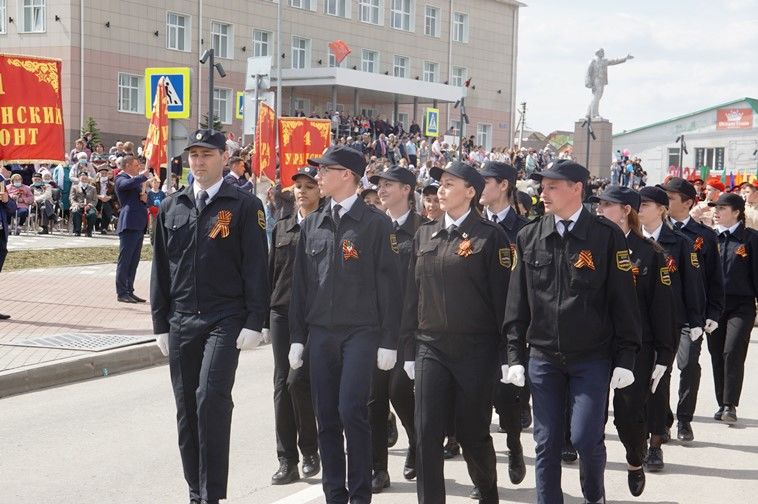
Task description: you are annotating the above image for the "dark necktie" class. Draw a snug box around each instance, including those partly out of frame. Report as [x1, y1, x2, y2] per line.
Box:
[720, 230, 731, 242]
[560, 219, 573, 238]
[446, 224, 458, 239]
[196, 190, 208, 213]
[674, 221, 684, 231]
[491, 214, 499, 224]
[393, 221, 400, 231]
[332, 204, 342, 226]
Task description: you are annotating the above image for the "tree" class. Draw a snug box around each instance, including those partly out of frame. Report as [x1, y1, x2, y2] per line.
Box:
[200, 113, 224, 132]
[80, 116, 103, 149]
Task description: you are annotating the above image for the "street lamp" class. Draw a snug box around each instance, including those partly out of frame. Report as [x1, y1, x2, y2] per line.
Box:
[200, 48, 226, 128]
[454, 98, 469, 159]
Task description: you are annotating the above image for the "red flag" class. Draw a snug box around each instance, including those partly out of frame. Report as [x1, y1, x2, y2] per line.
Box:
[144, 76, 169, 171]
[278, 117, 332, 190]
[254, 102, 276, 182]
[329, 40, 351, 65]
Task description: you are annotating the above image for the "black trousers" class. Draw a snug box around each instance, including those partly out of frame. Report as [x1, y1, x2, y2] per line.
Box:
[707, 297, 755, 407]
[614, 344, 655, 466]
[309, 325, 378, 504]
[71, 207, 96, 233]
[270, 309, 318, 462]
[675, 329, 704, 422]
[369, 358, 415, 471]
[168, 311, 243, 502]
[647, 364, 672, 436]
[116, 229, 143, 297]
[98, 202, 113, 231]
[415, 341, 499, 504]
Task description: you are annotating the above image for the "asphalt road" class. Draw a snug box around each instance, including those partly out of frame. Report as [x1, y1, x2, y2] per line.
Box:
[2, 333, 758, 504]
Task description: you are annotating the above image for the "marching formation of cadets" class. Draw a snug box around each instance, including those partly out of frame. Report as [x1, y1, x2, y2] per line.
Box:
[150, 131, 757, 504]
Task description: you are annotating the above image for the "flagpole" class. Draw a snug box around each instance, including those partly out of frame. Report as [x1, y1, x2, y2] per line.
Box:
[276, 0, 282, 124]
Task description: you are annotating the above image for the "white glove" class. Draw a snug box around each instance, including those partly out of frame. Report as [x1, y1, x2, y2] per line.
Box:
[261, 328, 271, 344]
[506, 365, 526, 387]
[704, 319, 719, 334]
[377, 348, 397, 371]
[289, 343, 305, 369]
[236, 328, 263, 350]
[404, 361, 415, 380]
[499, 364, 510, 384]
[155, 333, 169, 357]
[690, 327, 704, 341]
[650, 364, 667, 393]
[610, 367, 635, 389]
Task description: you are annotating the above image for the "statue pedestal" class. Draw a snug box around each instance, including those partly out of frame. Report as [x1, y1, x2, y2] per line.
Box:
[573, 119, 613, 179]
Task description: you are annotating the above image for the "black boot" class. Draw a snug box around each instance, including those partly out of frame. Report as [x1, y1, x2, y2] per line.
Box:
[509, 450, 526, 485]
[403, 449, 416, 480]
[271, 459, 300, 485]
[677, 421, 694, 442]
[468, 487, 482, 500]
[714, 405, 725, 421]
[722, 405, 738, 424]
[627, 468, 645, 496]
[644, 447, 664, 472]
[443, 437, 460, 459]
[371, 469, 390, 493]
[561, 440, 578, 463]
[521, 406, 532, 429]
[301, 452, 320, 477]
[387, 411, 398, 448]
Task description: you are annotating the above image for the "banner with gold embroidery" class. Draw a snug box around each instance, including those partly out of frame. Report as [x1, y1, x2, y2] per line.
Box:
[0, 54, 65, 163]
[278, 117, 331, 190]
[143, 76, 169, 171]
[254, 102, 276, 183]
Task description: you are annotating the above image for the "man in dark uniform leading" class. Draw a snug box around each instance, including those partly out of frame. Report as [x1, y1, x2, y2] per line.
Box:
[503, 160, 641, 504]
[150, 129, 270, 504]
[289, 145, 403, 504]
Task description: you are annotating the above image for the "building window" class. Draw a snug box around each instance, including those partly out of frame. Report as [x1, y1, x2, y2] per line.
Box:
[292, 97, 310, 115]
[213, 88, 232, 124]
[211, 21, 233, 59]
[391, 0, 413, 31]
[253, 29, 271, 57]
[450, 119, 462, 136]
[0, 0, 7, 34]
[453, 12, 469, 43]
[694, 147, 725, 170]
[451, 66, 467, 87]
[424, 5, 439, 37]
[361, 108, 376, 118]
[21, 0, 46, 33]
[477, 123, 492, 151]
[393, 55, 409, 78]
[290, 0, 314, 10]
[423, 61, 438, 82]
[325, 0, 349, 17]
[362, 49, 379, 73]
[167, 12, 191, 51]
[117, 73, 144, 114]
[359, 0, 382, 25]
[667, 148, 680, 168]
[291, 37, 311, 69]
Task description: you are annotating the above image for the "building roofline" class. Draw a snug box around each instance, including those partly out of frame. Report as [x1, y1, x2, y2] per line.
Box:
[613, 97, 758, 137]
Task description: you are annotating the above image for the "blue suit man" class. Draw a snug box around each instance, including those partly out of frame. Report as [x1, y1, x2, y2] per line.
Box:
[0, 174, 18, 319]
[223, 157, 253, 192]
[114, 156, 149, 303]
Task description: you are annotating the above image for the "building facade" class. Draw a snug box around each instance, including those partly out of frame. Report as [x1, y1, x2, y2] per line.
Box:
[613, 98, 758, 184]
[0, 0, 521, 153]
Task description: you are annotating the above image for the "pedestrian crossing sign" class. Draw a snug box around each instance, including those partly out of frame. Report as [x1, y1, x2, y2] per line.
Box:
[236, 91, 245, 120]
[145, 67, 191, 119]
[425, 108, 440, 137]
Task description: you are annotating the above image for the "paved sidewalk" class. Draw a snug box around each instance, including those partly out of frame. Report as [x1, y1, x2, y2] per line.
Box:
[6, 231, 121, 251]
[0, 261, 159, 396]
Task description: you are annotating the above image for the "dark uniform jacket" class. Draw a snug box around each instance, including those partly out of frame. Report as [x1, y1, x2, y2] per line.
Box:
[627, 232, 677, 366]
[289, 197, 403, 349]
[656, 223, 705, 329]
[718, 222, 758, 300]
[394, 212, 426, 360]
[150, 182, 269, 334]
[493, 206, 529, 245]
[400, 211, 511, 358]
[675, 218, 725, 321]
[268, 212, 301, 318]
[504, 208, 641, 370]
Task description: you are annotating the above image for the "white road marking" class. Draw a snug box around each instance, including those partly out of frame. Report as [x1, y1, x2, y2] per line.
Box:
[267, 485, 323, 504]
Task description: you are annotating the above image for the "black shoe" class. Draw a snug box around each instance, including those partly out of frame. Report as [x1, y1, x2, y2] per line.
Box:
[508, 450, 526, 485]
[722, 405, 738, 424]
[86, 232, 92, 237]
[644, 447, 664, 472]
[129, 293, 147, 303]
[628, 468, 645, 497]
[714, 406, 725, 421]
[117, 295, 138, 303]
[677, 421, 694, 442]
[0, 313, 10, 320]
[37, 228, 49, 235]
[403, 449, 416, 480]
[74, 232, 81, 236]
[443, 439, 460, 459]
[371, 469, 390, 494]
[561, 442, 578, 463]
[271, 459, 300, 485]
[469, 486, 482, 500]
[661, 427, 671, 444]
[100, 229, 107, 235]
[387, 411, 398, 448]
[302, 453, 320, 477]
[521, 407, 532, 429]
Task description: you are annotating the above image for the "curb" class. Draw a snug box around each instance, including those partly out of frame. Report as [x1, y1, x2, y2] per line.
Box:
[0, 342, 167, 399]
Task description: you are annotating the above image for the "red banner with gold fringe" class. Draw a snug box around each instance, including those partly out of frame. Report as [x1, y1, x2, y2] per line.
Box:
[254, 102, 276, 182]
[278, 118, 331, 190]
[0, 53, 65, 163]
[143, 76, 169, 171]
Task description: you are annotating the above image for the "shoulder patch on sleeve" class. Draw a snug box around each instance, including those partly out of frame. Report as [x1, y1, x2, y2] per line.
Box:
[616, 250, 632, 271]
[257, 209, 266, 230]
[690, 252, 700, 268]
[498, 247, 512, 268]
[660, 266, 671, 286]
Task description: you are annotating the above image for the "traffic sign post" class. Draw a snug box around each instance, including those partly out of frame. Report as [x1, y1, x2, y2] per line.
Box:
[145, 67, 191, 119]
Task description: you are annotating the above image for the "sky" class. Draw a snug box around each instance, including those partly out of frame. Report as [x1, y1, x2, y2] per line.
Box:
[516, 0, 758, 135]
